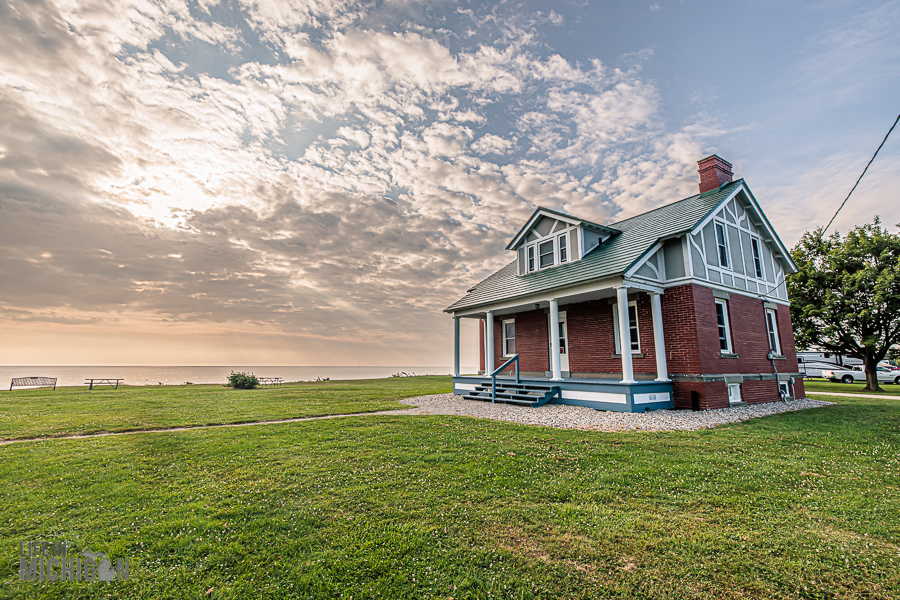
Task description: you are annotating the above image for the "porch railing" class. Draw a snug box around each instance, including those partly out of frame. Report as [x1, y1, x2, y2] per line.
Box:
[490, 354, 520, 403]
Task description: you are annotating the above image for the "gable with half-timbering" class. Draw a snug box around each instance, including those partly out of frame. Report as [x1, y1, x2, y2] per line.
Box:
[625, 186, 792, 302]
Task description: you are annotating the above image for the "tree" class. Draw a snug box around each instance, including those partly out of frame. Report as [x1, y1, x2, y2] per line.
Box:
[788, 217, 900, 391]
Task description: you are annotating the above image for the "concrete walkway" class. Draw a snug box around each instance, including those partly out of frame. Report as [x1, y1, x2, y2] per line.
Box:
[806, 390, 900, 400]
[0, 407, 424, 446]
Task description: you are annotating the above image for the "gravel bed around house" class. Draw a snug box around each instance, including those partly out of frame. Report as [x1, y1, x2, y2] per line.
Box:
[398, 394, 833, 432]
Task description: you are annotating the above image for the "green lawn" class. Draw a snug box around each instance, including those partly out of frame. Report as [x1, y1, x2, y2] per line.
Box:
[0, 376, 451, 441]
[1, 383, 898, 599]
[804, 378, 900, 396]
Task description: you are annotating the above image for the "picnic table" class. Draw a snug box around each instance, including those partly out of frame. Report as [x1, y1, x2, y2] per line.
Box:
[85, 378, 124, 390]
[10, 377, 57, 391]
[258, 377, 284, 386]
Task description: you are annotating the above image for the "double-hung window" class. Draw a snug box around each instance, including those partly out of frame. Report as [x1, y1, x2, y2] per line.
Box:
[765, 309, 781, 355]
[715, 222, 729, 268]
[612, 301, 640, 354]
[714, 300, 732, 353]
[750, 238, 764, 279]
[538, 240, 554, 268]
[527, 246, 535, 272]
[558, 233, 568, 263]
[502, 319, 516, 356]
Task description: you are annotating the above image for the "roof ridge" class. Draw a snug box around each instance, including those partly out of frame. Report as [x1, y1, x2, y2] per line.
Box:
[609, 179, 743, 227]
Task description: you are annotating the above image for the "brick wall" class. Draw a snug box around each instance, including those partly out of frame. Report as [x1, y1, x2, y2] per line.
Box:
[660, 285, 701, 373]
[740, 379, 779, 404]
[472, 281, 802, 409]
[663, 283, 800, 408]
[777, 304, 799, 372]
[566, 295, 659, 375]
[672, 380, 728, 410]
[494, 309, 549, 373]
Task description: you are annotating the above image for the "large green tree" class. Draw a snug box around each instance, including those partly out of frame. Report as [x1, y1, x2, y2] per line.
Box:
[788, 217, 900, 391]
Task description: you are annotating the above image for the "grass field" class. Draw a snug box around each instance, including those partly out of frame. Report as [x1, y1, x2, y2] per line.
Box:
[0, 376, 451, 441]
[1, 378, 898, 599]
[804, 378, 900, 396]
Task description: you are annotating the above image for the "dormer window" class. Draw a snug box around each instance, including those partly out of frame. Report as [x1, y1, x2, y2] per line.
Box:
[539, 240, 554, 268]
[510, 209, 620, 276]
[521, 230, 572, 273]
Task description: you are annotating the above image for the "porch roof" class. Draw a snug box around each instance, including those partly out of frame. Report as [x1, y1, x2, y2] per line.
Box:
[445, 180, 742, 313]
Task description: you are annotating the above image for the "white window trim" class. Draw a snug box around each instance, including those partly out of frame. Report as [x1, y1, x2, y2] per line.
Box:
[612, 300, 640, 354]
[501, 318, 516, 357]
[750, 236, 765, 280]
[714, 299, 732, 354]
[728, 383, 742, 405]
[766, 309, 781, 355]
[521, 226, 576, 274]
[557, 231, 569, 264]
[537, 238, 555, 269]
[714, 221, 730, 269]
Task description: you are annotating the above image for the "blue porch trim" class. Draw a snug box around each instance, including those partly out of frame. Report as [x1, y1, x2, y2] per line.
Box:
[452, 375, 674, 412]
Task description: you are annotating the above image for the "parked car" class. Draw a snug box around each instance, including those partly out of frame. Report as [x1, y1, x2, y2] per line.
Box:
[822, 366, 900, 384]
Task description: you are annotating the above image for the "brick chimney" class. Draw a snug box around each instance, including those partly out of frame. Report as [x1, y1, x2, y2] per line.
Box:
[698, 155, 733, 193]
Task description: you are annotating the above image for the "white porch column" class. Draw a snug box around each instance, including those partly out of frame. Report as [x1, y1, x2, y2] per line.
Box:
[616, 286, 636, 384]
[485, 310, 495, 375]
[549, 298, 563, 381]
[453, 316, 460, 377]
[650, 292, 669, 381]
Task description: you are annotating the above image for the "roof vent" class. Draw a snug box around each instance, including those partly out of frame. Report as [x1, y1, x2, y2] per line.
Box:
[698, 155, 733, 193]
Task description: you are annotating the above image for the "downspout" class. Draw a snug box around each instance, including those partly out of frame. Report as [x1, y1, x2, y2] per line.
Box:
[769, 353, 784, 401]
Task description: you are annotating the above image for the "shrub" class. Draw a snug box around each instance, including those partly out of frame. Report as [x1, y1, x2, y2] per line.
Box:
[227, 372, 259, 389]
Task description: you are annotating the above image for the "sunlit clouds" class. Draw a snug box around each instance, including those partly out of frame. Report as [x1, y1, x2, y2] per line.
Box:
[1, 0, 897, 366]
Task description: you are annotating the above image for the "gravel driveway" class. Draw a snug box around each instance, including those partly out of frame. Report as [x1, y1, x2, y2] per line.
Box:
[399, 394, 832, 432]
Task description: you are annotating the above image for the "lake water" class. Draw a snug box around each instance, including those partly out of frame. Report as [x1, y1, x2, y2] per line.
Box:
[0, 365, 471, 388]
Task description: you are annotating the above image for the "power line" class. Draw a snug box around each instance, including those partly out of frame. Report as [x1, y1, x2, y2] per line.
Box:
[823, 112, 900, 235]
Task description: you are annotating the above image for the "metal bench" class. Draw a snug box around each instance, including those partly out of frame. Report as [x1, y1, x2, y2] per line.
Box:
[85, 378, 124, 390]
[10, 377, 57, 391]
[258, 377, 284, 386]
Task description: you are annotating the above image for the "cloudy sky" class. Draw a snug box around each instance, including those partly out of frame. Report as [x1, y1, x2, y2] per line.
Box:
[1, 0, 898, 367]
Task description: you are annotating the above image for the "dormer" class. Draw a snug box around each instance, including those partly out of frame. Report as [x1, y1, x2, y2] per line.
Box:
[506, 207, 620, 276]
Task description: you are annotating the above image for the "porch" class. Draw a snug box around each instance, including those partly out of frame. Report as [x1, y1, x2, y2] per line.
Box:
[452, 374, 674, 412]
[449, 279, 675, 412]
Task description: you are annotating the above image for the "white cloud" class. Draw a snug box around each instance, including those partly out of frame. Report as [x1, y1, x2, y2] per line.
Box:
[471, 134, 516, 155]
[0, 0, 726, 364]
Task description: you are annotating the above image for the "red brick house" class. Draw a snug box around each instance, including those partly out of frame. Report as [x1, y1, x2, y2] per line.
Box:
[445, 156, 805, 411]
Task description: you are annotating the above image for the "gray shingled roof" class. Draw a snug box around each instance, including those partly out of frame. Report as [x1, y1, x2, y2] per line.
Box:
[445, 181, 741, 313]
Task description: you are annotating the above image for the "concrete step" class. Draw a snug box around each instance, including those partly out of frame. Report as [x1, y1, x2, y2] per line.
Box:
[461, 394, 537, 407]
